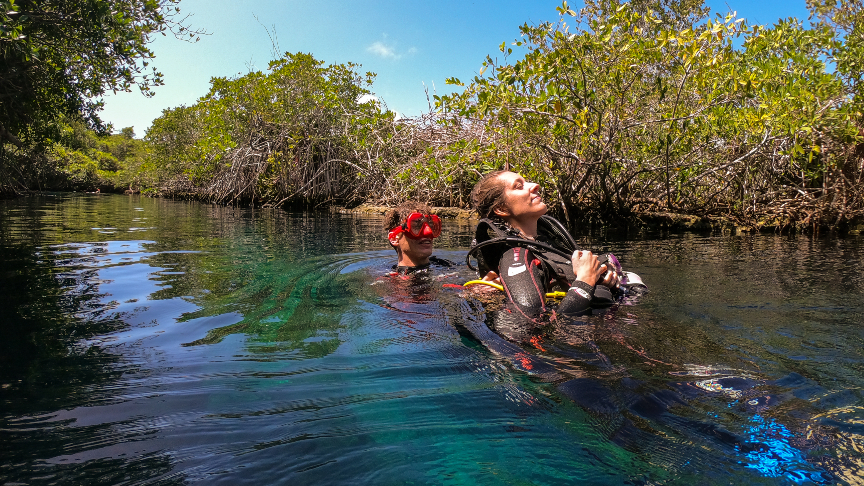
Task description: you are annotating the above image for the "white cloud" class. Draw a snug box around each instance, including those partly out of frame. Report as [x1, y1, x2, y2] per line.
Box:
[367, 41, 401, 60]
[366, 41, 418, 60]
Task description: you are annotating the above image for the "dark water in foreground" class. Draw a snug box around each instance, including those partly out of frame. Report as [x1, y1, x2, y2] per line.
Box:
[1, 194, 863, 485]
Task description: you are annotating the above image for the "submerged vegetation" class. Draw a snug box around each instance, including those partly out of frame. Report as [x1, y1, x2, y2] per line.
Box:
[3, 0, 864, 229]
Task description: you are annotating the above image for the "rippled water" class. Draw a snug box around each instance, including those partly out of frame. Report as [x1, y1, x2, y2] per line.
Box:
[1, 194, 863, 485]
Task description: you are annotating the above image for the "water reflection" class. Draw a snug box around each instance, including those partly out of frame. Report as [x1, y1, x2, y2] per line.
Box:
[0, 194, 862, 484]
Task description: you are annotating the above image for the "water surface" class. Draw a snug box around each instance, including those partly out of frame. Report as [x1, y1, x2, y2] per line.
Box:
[1, 194, 862, 484]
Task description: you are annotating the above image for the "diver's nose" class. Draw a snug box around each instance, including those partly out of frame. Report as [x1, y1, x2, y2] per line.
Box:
[420, 224, 434, 239]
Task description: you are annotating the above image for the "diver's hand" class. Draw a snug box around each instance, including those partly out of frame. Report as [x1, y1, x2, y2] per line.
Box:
[572, 250, 604, 286]
[601, 268, 619, 288]
[482, 271, 501, 285]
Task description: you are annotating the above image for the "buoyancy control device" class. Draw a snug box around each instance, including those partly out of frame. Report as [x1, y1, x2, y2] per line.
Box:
[466, 215, 647, 303]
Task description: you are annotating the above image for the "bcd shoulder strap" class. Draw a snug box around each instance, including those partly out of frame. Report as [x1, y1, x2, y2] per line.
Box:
[469, 216, 577, 283]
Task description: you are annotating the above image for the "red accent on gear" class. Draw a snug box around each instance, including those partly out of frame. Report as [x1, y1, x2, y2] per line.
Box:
[388, 227, 402, 242]
[530, 335, 547, 352]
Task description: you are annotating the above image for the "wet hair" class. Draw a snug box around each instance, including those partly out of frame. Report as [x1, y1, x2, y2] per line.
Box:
[470, 170, 508, 219]
[384, 200, 434, 238]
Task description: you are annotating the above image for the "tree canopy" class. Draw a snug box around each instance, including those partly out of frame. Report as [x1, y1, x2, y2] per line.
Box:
[4, 0, 864, 229]
[432, 0, 863, 227]
[0, 0, 199, 147]
[145, 52, 395, 205]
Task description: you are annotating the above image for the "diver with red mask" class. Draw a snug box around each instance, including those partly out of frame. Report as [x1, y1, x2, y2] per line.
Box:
[384, 201, 452, 276]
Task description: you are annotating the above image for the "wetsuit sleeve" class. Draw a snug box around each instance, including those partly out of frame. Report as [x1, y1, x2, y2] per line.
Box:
[498, 247, 593, 318]
[558, 281, 593, 315]
[498, 247, 546, 320]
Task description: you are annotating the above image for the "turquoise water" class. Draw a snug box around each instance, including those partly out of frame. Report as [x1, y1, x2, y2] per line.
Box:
[1, 194, 863, 484]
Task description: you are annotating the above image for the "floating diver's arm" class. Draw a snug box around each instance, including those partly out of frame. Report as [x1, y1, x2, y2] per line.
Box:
[496, 247, 595, 318]
[558, 281, 594, 315]
[554, 250, 606, 315]
[457, 313, 565, 380]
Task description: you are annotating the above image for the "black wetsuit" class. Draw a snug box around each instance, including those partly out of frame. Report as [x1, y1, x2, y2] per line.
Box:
[498, 245, 596, 319]
[390, 256, 453, 276]
[473, 216, 617, 320]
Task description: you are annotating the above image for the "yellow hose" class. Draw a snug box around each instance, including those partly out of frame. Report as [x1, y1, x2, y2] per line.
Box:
[463, 280, 503, 291]
[463, 280, 567, 299]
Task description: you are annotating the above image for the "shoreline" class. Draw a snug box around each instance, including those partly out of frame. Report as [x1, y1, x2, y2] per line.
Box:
[331, 204, 476, 221]
[10, 191, 864, 235]
[335, 204, 864, 235]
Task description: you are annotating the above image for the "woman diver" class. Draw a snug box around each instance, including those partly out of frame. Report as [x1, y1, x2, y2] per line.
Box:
[468, 170, 637, 320]
[460, 173, 825, 475]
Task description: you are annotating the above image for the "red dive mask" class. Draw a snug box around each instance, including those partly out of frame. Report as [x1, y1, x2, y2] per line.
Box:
[388, 213, 442, 241]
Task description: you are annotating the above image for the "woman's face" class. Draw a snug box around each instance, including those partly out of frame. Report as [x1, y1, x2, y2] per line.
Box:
[495, 171, 547, 220]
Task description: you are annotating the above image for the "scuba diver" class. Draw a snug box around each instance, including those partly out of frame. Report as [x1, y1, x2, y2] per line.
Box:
[375, 194, 829, 480]
[467, 170, 644, 322]
[384, 200, 453, 276]
[455, 172, 833, 481]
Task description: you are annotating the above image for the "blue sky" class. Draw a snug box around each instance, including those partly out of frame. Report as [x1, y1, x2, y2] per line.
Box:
[100, 0, 811, 137]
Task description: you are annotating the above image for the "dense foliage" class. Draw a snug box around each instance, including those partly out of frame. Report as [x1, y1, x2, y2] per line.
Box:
[433, 0, 864, 227]
[49, 124, 147, 191]
[0, 0, 198, 194]
[144, 52, 403, 205]
[5, 0, 864, 229]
